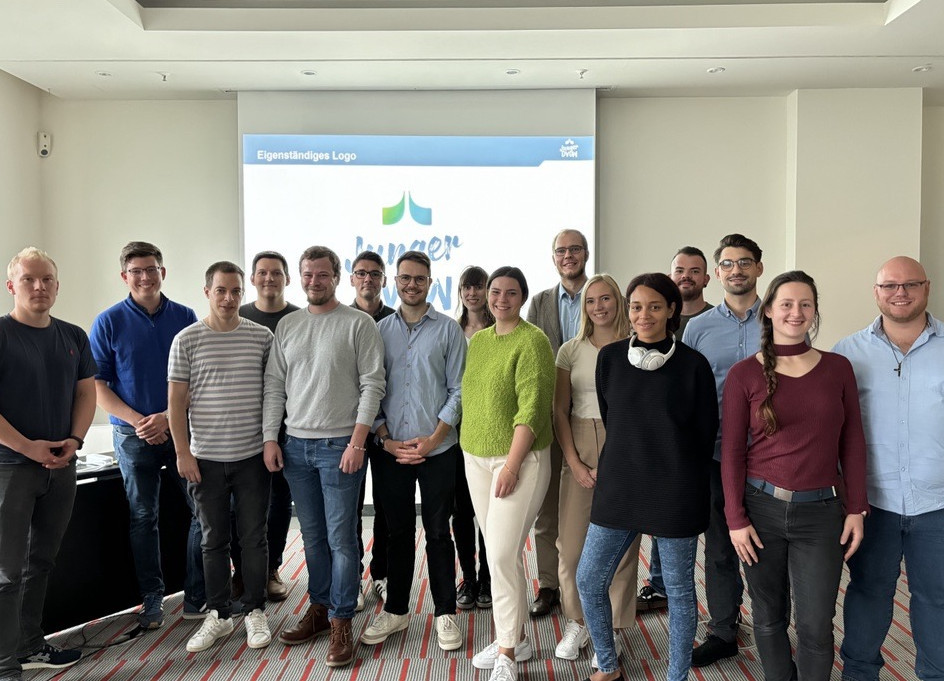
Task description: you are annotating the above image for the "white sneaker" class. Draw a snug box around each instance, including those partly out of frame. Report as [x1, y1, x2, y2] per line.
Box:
[591, 635, 624, 669]
[360, 610, 409, 645]
[186, 610, 234, 652]
[489, 653, 518, 681]
[244, 609, 271, 649]
[472, 637, 533, 670]
[555, 620, 590, 660]
[373, 578, 388, 601]
[436, 614, 463, 651]
[356, 591, 365, 612]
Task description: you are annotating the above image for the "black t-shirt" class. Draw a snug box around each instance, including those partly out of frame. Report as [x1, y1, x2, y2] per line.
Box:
[239, 301, 301, 334]
[0, 315, 98, 463]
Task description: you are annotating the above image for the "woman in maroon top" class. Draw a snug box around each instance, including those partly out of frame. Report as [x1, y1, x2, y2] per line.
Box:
[721, 270, 867, 681]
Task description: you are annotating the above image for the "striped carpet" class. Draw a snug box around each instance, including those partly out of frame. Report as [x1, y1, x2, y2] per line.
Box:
[32, 532, 917, 681]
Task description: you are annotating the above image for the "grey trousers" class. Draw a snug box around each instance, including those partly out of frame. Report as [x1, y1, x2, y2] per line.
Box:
[0, 462, 76, 679]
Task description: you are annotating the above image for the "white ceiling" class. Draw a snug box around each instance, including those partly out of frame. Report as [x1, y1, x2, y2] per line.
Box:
[1, 0, 942, 102]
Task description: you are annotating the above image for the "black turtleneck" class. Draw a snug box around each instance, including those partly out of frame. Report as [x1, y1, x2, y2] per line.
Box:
[593, 336, 718, 537]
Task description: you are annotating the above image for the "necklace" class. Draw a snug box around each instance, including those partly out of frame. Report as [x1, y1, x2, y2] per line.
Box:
[773, 342, 809, 357]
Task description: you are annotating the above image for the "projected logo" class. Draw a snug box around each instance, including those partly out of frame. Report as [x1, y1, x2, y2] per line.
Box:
[560, 139, 580, 159]
[383, 191, 432, 226]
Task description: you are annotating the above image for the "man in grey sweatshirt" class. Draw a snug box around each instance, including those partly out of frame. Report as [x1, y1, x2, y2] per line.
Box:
[262, 245, 385, 668]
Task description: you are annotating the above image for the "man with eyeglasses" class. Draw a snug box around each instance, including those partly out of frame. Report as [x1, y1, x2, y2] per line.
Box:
[90, 241, 205, 629]
[264, 246, 385, 667]
[525, 228, 589, 617]
[682, 233, 765, 667]
[233, 251, 299, 603]
[349, 250, 394, 608]
[360, 251, 467, 652]
[833, 257, 943, 681]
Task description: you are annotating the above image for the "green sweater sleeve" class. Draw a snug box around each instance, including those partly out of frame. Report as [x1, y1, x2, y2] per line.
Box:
[512, 324, 556, 448]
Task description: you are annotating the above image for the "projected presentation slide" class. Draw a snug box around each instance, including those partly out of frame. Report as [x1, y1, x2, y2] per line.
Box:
[243, 134, 595, 315]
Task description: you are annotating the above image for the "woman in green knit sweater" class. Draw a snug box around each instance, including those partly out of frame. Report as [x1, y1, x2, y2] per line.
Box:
[460, 266, 556, 681]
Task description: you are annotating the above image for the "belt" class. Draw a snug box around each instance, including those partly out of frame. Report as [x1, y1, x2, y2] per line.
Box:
[747, 477, 837, 503]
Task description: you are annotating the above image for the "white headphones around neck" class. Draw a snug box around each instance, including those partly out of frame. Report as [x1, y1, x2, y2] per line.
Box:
[627, 333, 676, 371]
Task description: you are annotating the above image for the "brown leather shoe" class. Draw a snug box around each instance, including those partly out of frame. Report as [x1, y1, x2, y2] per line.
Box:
[278, 603, 329, 645]
[266, 569, 288, 602]
[326, 618, 354, 667]
[528, 587, 560, 617]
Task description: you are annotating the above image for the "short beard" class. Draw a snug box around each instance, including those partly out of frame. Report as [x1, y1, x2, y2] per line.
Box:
[306, 290, 333, 306]
[680, 288, 702, 302]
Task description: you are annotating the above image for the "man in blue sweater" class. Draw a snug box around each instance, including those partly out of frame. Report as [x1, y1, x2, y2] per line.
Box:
[89, 241, 205, 629]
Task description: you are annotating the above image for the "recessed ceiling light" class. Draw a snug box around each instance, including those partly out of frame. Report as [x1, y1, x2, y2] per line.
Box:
[706, 66, 726, 74]
[506, 68, 520, 76]
[912, 64, 932, 73]
[95, 71, 112, 77]
[301, 70, 317, 76]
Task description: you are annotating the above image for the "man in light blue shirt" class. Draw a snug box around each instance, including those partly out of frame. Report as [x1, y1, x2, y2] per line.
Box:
[833, 256, 944, 681]
[360, 251, 467, 653]
[682, 233, 764, 667]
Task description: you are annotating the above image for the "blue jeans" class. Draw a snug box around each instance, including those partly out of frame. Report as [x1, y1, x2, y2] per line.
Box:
[0, 463, 75, 679]
[648, 537, 665, 593]
[282, 435, 366, 620]
[577, 523, 697, 681]
[841, 506, 944, 681]
[114, 426, 205, 607]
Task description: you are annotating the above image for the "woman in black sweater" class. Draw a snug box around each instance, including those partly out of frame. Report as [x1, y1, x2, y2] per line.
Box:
[576, 273, 717, 681]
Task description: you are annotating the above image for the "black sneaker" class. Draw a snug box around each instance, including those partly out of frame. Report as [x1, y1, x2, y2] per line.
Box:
[457, 579, 479, 610]
[637, 584, 668, 611]
[18, 643, 81, 670]
[691, 635, 738, 667]
[476, 578, 492, 609]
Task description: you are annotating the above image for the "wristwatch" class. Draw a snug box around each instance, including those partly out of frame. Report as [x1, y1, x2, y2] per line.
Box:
[375, 433, 388, 448]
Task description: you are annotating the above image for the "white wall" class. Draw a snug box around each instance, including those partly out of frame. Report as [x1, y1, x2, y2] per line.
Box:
[1, 82, 940, 338]
[597, 96, 788, 304]
[923, 105, 944, 320]
[38, 98, 238, 330]
[0, 70, 43, 288]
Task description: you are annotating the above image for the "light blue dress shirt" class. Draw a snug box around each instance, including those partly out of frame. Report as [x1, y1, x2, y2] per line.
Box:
[558, 283, 582, 345]
[832, 314, 944, 517]
[376, 305, 466, 457]
[682, 298, 762, 461]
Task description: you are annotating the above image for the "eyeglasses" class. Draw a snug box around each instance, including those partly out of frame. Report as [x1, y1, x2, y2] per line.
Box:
[554, 246, 585, 257]
[126, 266, 161, 278]
[718, 258, 757, 271]
[874, 281, 927, 293]
[396, 274, 430, 285]
[353, 270, 384, 280]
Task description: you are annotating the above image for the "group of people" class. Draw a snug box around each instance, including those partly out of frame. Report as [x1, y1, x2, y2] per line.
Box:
[0, 229, 941, 681]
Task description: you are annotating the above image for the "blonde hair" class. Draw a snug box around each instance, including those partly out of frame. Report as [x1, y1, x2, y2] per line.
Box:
[7, 247, 58, 281]
[577, 273, 630, 341]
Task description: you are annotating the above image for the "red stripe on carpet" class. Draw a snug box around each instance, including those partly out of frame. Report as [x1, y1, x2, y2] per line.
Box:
[139, 619, 188, 660]
[636, 617, 661, 658]
[736, 659, 758, 681]
[98, 660, 127, 681]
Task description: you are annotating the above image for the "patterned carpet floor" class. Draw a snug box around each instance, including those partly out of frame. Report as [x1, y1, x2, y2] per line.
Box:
[32, 531, 917, 681]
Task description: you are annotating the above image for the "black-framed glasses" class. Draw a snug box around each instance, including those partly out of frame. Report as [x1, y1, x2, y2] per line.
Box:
[875, 281, 927, 293]
[554, 246, 585, 257]
[718, 258, 757, 271]
[353, 270, 384, 280]
[125, 266, 161, 278]
[396, 274, 430, 285]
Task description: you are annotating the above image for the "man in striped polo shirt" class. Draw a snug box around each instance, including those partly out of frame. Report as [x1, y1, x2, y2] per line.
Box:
[168, 261, 274, 654]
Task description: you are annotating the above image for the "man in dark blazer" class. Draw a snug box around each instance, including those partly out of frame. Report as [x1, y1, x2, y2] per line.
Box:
[524, 228, 589, 616]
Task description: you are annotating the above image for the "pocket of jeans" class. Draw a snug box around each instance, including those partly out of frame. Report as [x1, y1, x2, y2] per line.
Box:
[324, 438, 347, 453]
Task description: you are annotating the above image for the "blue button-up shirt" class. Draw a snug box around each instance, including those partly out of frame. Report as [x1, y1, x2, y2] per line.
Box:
[376, 305, 466, 456]
[682, 298, 762, 461]
[558, 283, 582, 345]
[832, 314, 944, 517]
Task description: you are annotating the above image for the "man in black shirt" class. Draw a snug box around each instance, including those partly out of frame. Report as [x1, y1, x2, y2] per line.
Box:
[235, 250, 300, 602]
[0, 247, 97, 679]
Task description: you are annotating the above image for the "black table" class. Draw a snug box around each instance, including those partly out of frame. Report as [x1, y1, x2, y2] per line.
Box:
[43, 464, 193, 633]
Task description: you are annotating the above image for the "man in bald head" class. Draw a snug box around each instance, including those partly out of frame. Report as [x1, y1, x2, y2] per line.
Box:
[833, 256, 943, 681]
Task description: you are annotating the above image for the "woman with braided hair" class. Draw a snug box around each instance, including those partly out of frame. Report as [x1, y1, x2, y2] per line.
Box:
[721, 270, 869, 681]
